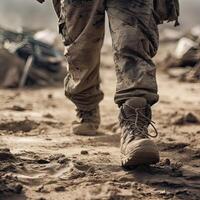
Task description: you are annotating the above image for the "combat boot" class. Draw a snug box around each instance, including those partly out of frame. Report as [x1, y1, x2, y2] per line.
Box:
[72, 107, 100, 136]
[119, 97, 159, 168]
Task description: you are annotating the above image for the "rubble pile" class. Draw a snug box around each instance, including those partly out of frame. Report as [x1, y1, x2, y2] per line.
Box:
[158, 26, 200, 83]
[0, 27, 66, 88]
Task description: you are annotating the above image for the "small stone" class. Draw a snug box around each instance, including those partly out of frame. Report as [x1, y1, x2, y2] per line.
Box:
[14, 184, 23, 194]
[40, 129, 45, 134]
[58, 157, 70, 164]
[35, 185, 50, 193]
[55, 186, 65, 192]
[43, 113, 54, 119]
[0, 149, 15, 161]
[81, 150, 89, 155]
[37, 159, 50, 164]
[175, 189, 189, 195]
[11, 105, 26, 111]
[131, 182, 138, 188]
[100, 152, 110, 155]
[158, 190, 171, 196]
[164, 158, 171, 166]
[174, 162, 183, 169]
[48, 94, 53, 99]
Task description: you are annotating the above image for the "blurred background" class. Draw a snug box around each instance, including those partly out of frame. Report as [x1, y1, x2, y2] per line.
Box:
[0, 0, 200, 88]
[0, 0, 200, 31]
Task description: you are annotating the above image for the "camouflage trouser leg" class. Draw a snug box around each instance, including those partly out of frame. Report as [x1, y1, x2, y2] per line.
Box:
[53, 0, 159, 110]
[53, 0, 105, 111]
[107, 0, 159, 106]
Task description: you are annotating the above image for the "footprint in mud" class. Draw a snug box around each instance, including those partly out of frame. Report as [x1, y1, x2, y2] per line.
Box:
[53, 160, 94, 180]
[120, 159, 200, 200]
[86, 182, 130, 200]
[5, 152, 94, 187]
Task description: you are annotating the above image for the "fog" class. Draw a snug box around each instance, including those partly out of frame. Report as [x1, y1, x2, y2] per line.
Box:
[0, 0, 199, 31]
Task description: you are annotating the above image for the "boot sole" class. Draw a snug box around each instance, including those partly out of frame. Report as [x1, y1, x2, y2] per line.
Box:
[121, 139, 160, 168]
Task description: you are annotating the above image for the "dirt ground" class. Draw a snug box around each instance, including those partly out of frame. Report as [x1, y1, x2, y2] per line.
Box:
[0, 55, 200, 199]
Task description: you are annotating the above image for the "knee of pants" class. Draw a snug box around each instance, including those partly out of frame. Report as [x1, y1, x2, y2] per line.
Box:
[108, 11, 159, 59]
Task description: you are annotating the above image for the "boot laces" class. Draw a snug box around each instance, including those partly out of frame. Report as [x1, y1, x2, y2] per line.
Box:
[120, 104, 158, 138]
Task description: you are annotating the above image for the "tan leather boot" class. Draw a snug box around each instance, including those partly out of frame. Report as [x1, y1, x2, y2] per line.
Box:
[72, 107, 100, 136]
[119, 97, 159, 168]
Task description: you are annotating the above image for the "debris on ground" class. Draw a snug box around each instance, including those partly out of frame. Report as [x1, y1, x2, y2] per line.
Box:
[0, 27, 66, 88]
[171, 112, 200, 125]
[0, 149, 23, 196]
[158, 27, 200, 83]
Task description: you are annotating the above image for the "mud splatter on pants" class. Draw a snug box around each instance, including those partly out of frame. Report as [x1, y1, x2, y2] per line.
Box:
[53, 0, 159, 110]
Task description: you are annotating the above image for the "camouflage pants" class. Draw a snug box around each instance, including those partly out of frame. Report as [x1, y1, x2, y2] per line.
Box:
[53, 0, 159, 111]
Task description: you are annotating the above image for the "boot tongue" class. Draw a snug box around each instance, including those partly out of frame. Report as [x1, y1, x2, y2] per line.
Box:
[123, 97, 147, 117]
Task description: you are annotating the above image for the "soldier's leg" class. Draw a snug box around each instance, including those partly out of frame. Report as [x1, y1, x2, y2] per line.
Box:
[107, 0, 159, 106]
[106, 0, 160, 167]
[53, 0, 105, 111]
[53, 0, 105, 135]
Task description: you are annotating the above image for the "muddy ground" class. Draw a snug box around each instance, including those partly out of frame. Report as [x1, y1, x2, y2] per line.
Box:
[0, 53, 200, 199]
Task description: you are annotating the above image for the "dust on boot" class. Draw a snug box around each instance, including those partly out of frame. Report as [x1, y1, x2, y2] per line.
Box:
[72, 107, 100, 136]
[119, 97, 160, 168]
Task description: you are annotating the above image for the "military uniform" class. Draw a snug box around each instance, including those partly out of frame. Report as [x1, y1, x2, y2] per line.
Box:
[51, 0, 179, 166]
[53, 0, 159, 111]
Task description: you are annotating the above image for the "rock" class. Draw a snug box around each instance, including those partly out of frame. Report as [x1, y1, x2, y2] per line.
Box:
[10, 105, 26, 111]
[157, 190, 174, 199]
[172, 112, 199, 125]
[55, 186, 65, 192]
[81, 150, 89, 155]
[48, 94, 53, 99]
[43, 113, 54, 119]
[185, 112, 199, 124]
[164, 158, 171, 166]
[99, 152, 110, 155]
[37, 159, 50, 164]
[13, 183, 23, 194]
[58, 157, 70, 164]
[0, 149, 15, 161]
